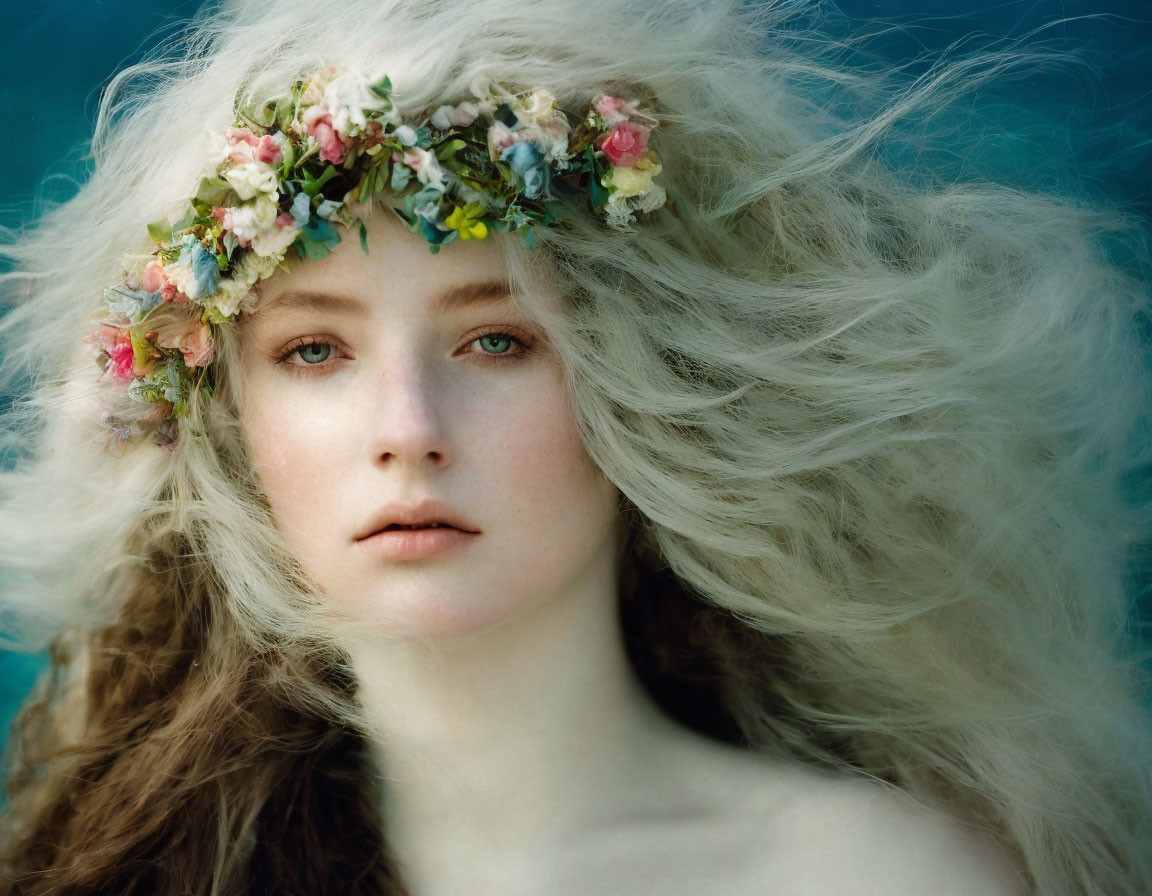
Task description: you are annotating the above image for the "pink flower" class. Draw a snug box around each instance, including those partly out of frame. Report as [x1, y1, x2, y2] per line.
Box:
[178, 323, 214, 368]
[140, 260, 184, 303]
[151, 314, 214, 368]
[253, 135, 283, 165]
[595, 95, 641, 125]
[600, 121, 650, 167]
[92, 325, 143, 381]
[108, 343, 135, 380]
[220, 128, 283, 173]
[303, 106, 349, 164]
[223, 127, 260, 164]
[596, 96, 621, 118]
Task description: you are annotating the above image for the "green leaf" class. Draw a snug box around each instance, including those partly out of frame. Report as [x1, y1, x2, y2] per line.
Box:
[247, 100, 276, 129]
[359, 222, 369, 254]
[435, 139, 467, 161]
[370, 74, 393, 100]
[589, 175, 609, 211]
[350, 172, 370, 204]
[373, 162, 390, 196]
[147, 221, 173, 244]
[280, 139, 296, 172]
[302, 165, 340, 198]
[173, 207, 197, 234]
[194, 176, 233, 207]
[440, 157, 469, 176]
[271, 97, 292, 131]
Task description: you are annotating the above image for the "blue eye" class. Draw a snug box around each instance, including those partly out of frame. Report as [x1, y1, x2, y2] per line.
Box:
[478, 334, 515, 354]
[295, 343, 332, 364]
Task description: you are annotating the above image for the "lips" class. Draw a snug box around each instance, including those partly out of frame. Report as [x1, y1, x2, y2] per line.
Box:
[354, 499, 479, 541]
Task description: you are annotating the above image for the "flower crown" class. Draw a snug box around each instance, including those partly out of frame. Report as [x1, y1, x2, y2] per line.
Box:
[90, 67, 667, 448]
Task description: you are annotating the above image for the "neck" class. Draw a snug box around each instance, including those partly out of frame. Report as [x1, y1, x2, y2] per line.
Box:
[341, 556, 702, 886]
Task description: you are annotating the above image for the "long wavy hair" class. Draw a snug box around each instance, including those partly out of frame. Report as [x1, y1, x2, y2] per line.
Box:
[1, 0, 1150, 893]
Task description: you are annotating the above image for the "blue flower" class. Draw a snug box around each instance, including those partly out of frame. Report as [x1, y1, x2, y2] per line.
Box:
[390, 162, 413, 191]
[500, 141, 550, 200]
[175, 238, 220, 301]
[316, 198, 342, 220]
[295, 215, 342, 261]
[103, 286, 163, 319]
[289, 191, 312, 227]
[404, 185, 446, 223]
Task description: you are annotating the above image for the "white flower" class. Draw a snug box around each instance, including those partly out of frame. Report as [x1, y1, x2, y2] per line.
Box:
[223, 162, 279, 201]
[241, 251, 283, 283]
[204, 277, 248, 319]
[210, 252, 285, 318]
[536, 117, 572, 165]
[430, 102, 480, 130]
[392, 124, 419, 146]
[250, 222, 299, 258]
[323, 70, 398, 136]
[515, 89, 558, 129]
[632, 183, 666, 214]
[604, 193, 637, 230]
[402, 147, 447, 191]
[486, 121, 519, 161]
[469, 76, 500, 115]
[162, 262, 200, 301]
[223, 196, 280, 244]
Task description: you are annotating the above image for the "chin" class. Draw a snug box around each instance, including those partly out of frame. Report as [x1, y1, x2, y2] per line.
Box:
[329, 583, 544, 644]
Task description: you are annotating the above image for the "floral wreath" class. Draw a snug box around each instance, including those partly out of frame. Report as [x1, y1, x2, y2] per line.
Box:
[89, 67, 667, 448]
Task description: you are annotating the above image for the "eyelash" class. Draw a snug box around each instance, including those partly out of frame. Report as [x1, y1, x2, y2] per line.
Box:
[275, 328, 534, 372]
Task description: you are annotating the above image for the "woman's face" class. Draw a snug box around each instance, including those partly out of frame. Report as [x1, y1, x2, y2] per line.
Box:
[236, 215, 621, 640]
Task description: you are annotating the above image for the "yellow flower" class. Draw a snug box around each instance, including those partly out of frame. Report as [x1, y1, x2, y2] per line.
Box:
[604, 150, 662, 198]
[445, 202, 489, 240]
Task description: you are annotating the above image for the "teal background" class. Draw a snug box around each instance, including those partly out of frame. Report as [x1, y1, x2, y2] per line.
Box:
[1, 2, 1149, 764]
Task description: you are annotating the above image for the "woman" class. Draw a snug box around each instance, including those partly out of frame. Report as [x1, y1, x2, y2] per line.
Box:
[1, 0, 1149, 893]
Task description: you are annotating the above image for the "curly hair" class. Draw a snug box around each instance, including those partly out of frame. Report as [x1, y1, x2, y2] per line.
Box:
[1, 0, 1150, 893]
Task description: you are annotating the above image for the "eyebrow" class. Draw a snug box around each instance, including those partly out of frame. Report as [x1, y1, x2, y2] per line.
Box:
[256, 279, 514, 317]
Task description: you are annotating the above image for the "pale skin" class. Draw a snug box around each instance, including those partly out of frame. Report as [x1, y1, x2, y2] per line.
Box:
[237, 213, 1026, 895]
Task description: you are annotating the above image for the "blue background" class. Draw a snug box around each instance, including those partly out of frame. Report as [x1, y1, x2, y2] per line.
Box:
[1, 1, 1150, 761]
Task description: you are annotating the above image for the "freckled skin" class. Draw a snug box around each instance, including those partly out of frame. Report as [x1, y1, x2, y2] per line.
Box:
[238, 215, 620, 640]
[235, 218, 1024, 896]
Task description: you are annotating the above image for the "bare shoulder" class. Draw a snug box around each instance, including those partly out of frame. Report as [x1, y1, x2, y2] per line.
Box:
[557, 735, 1028, 896]
[723, 754, 1029, 896]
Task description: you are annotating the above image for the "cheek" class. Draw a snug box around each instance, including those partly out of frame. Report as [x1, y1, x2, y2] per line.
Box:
[238, 384, 344, 553]
[487, 378, 618, 540]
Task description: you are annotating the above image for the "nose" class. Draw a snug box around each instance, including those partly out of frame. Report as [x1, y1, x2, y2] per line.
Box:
[364, 354, 452, 469]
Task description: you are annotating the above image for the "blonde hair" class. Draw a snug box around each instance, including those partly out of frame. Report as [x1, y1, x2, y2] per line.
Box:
[2, 0, 1150, 893]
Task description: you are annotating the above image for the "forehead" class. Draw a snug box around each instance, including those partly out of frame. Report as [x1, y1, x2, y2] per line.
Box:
[251, 211, 513, 314]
